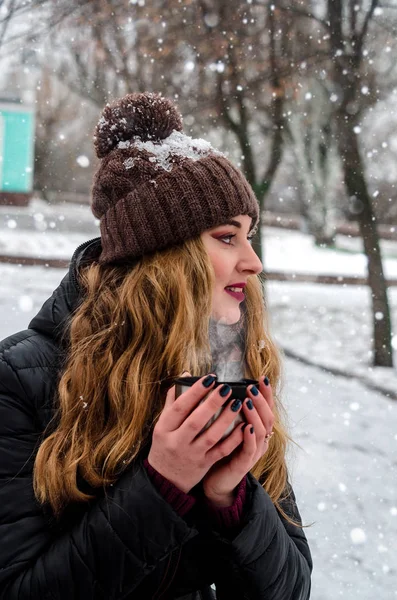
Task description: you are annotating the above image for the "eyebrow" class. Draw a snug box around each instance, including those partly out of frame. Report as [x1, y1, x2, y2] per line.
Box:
[217, 219, 242, 229]
[216, 218, 254, 230]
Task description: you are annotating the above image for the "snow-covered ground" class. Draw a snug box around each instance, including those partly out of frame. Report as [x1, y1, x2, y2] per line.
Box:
[0, 199, 397, 598]
[284, 358, 397, 600]
[264, 226, 397, 279]
[268, 281, 397, 399]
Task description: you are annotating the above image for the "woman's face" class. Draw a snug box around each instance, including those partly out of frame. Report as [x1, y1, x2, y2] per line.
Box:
[200, 214, 263, 324]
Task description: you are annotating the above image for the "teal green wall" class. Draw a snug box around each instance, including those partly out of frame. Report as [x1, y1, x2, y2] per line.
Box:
[0, 106, 35, 193]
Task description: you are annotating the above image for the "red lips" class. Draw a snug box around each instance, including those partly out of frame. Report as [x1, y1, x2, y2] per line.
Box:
[225, 282, 247, 289]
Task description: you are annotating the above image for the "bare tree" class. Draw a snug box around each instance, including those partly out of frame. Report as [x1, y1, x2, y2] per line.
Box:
[287, 78, 340, 246]
[0, 0, 17, 49]
[279, 0, 395, 367]
[326, 0, 394, 367]
[4, 0, 297, 263]
[33, 67, 97, 199]
[185, 0, 295, 262]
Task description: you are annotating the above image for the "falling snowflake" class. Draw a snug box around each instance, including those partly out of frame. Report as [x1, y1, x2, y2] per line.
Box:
[76, 155, 90, 168]
[18, 296, 33, 312]
[350, 528, 367, 544]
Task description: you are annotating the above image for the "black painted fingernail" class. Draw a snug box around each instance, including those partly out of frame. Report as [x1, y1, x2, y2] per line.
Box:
[264, 377, 269, 386]
[246, 399, 253, 410]
[231, 399, 242, 412]
[250, 385, 259, 396]
[241, 423, 248, 431]
[203, 375, 216, 388]
[220, 384, 231, 397]
[250, 425, 254, 434]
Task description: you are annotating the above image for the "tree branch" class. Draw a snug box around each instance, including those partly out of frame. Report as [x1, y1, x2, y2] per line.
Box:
[356, 0, 379, 56]
[0, 0, 17, 49]
[259, 0, 284, 195]
[378, 1, 397, 8]
[215, 72, 240, 136]
[277, 2, 329, 31]
[0, 1, 84, 55]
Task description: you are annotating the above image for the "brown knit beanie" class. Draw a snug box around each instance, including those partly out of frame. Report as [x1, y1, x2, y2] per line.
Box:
[91, 92, 259, 264]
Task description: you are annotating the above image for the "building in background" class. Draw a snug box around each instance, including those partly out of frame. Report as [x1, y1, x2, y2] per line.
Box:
[0, 96, 35, 206]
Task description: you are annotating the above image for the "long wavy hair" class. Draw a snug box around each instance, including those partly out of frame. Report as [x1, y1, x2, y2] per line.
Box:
[34, 236, 295, 522]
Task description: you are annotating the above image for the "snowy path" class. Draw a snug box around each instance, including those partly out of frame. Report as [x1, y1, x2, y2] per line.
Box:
[267, 281, 397, 398]
[0, 264, 396, 598]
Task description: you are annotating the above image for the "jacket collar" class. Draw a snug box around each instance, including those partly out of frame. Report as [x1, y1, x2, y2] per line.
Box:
[29, 237, 102, 343]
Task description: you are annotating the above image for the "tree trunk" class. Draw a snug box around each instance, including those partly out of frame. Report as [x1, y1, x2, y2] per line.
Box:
[252, 0, 285, 268]
[337, 123, 393, 367]
[327, 0, 393, 367]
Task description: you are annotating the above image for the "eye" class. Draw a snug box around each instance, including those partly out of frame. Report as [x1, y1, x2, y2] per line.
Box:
[217, 234, 255, 245]
[219, 234, 236, 245]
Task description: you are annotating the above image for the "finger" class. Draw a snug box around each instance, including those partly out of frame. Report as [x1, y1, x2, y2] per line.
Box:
[258, 376, 275, 411]
[162, 374, 217, 431]
[163, 371, 191, 409]
[242, 398, 267, 442]
[194, 395, 244, 451]
[244, 398, 275, 459]
[164, 384, 176, 409]
[180, 383, 232, 440]
[206, 419, 245, 463]
[247, 385, 275, 434]
[228, 422, 257, 470]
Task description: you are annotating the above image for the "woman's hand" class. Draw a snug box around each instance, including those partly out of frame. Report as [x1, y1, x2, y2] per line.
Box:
[202, 376, 275, 505]
[147, 373, 247, 494]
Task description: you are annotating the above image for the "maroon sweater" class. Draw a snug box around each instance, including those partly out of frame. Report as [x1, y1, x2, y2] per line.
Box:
[143, 458, 246, 529]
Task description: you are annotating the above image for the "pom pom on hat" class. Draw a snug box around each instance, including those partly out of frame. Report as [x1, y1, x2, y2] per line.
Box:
[93, 92, 183, 158]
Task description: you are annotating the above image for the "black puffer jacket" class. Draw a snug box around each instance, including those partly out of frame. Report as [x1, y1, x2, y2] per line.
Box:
[0, 239, 312, 599]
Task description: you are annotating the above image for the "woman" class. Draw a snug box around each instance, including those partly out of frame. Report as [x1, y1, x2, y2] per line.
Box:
[0, 92, 312, 599]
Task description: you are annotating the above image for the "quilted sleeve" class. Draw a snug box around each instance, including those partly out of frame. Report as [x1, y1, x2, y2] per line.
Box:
[209, 474, 312, 600]
[0, 357, 198, 599]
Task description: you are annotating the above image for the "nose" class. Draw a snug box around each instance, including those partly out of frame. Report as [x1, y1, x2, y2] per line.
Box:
[239, 242, 263, 275]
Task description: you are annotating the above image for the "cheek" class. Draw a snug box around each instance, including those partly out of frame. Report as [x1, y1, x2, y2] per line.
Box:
[208, 250, 228, 284]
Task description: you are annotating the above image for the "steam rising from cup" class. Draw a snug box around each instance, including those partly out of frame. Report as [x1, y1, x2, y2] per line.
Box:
[208, 303, 246, 382]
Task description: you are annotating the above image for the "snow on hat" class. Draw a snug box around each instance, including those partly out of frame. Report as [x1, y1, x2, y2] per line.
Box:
[91, 92, 259, 264]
